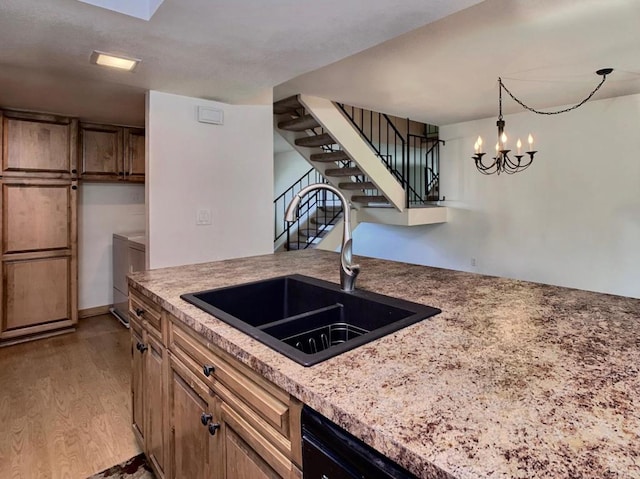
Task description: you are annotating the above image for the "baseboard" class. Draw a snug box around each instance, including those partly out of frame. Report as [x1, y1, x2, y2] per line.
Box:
[0, 327, 76, 347]
[79, 304, 113, 319]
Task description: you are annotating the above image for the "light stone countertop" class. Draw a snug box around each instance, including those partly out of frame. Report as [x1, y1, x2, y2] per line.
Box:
[129, 249, 640, 479]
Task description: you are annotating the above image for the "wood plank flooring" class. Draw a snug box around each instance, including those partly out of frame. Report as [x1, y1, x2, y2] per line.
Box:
[0, 314, 141, 479]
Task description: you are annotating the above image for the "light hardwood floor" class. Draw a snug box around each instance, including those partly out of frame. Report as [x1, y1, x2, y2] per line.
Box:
[0, 314, 141, 479]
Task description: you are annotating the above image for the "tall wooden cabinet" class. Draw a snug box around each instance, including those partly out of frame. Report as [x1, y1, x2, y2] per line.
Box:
[0, 110, 78, 345]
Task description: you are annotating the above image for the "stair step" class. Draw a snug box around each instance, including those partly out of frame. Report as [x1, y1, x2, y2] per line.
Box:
[277, 115, 319, 132]
[285, 242, 308, 251]
[273, 95, 302, 114]
[298, 228, 329, 239]
[317, 205, 342, 213]
[339, 181, 376, 190]
[325, 167, 362, 177]
[351, 195, 389, 204]
[310, 151, 350, 163]
[295, 133, 336, 148]
[311, 216, 340, 225]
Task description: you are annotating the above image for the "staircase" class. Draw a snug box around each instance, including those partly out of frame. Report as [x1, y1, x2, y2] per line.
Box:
[276, 206, 342, 252]
[273, 94, 448, 251]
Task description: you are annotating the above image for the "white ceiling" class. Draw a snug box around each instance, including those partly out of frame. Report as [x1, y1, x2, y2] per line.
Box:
[2, 0, 638, 127]
[0, 0, 481, 126]
[276, 0, 640, 125]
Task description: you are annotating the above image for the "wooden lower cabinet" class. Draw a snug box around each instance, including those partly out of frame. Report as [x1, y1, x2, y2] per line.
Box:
[130, 294, 303, 479]
[221, 402, 292, 479]
[169, 356, 222, 479]
[146, 333, 167, 478]
[131, 319, 145, 446]
[130, 300, 167, 479]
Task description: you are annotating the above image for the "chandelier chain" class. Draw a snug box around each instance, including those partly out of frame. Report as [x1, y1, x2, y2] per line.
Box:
[498, 74, 608, 116]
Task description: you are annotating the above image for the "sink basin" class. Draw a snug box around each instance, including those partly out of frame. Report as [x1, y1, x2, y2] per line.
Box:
[181, 274, 440, 366]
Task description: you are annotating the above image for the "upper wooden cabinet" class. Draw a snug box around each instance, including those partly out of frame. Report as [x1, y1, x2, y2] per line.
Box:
[79, 122, 145, 183]
[1, 110, 78, 178]
[125, 127, 145, 182]
[79, 123, 123, 178]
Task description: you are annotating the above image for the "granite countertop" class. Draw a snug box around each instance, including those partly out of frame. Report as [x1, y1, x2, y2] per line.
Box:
[129, 250, 640, 479]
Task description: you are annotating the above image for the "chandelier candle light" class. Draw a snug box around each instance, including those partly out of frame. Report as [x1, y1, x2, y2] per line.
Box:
[473, 68, 613, 175]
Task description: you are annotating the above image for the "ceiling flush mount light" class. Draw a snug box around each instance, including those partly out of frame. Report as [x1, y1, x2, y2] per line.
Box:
[473, 68, 614, 175]
[90, 51, 141, 72]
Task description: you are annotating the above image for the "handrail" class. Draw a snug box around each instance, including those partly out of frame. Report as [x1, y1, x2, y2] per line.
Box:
[336, 103, 440, 207]
[381, 113, 406, 143]
[336, 103, 405, 178]
[273, 167, 343, 250]
[274, 167, 315, 204]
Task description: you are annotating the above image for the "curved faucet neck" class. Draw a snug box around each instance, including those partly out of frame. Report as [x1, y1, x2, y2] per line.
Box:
[284, 183, 360, 291]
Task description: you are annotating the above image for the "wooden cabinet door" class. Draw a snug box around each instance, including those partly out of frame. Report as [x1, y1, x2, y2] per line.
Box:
[168, 356, 220, 479]
[79, 123, 123, 179]
[220, 402, 290, 479]
[124, 127, 145, 183]
[131, 321, 145, 446]
[145, 333, 166, 478]
[1, 111, 77, 178]
[2, 255, 70, 331]
[0, 177, 77, 340]
[2, 180, 72, 254]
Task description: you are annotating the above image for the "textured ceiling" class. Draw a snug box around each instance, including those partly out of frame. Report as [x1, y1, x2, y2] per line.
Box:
[276, 0, 640, 125]
[0, 0, 481, 125]
[3, 0, 637, 127]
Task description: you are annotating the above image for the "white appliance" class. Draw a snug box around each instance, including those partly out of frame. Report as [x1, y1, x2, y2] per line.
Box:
[111, 232, 146, 327]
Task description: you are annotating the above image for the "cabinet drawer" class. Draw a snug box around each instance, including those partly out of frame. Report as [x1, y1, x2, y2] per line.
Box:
[221, 395, 296, 479]
[169, 318, 291, 441]
[129, 291, 162, 341]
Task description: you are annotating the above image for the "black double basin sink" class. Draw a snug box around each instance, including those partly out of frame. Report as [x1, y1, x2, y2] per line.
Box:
[181, 274, 440, 366]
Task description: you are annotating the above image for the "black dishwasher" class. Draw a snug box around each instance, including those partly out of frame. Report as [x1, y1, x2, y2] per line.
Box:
[302, 406, 418, 479]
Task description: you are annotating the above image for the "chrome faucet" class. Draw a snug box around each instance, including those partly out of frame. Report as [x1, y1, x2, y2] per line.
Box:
[285, 183, 360, 292]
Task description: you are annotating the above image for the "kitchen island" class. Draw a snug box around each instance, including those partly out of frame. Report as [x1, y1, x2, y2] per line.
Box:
[129, 249, 640, 479]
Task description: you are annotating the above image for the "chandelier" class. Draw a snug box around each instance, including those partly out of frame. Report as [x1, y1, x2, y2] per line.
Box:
[472, 68, 613, 175]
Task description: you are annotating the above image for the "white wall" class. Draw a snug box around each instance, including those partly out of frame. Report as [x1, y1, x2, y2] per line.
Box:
[147, 91, 273, 269]
[274, 149, 311, 197]
[78, 183, 145, 309]
[353, 93, 640, 299]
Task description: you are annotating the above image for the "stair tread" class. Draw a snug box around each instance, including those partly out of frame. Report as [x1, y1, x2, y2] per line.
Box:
[310, 151, 350, 162]
[325, 167, 362, 177]
[311, 216, 339, 225]
[295, 133, 336, 147]
[273, 95, 302, 114]
[317, 206, 342, 213]
[351, 195, 389, 204]
[298, 228, 329, 238]
[277, 115, 319, 132]
[285, 243, 308, 251]
[339, 181, 376, 190]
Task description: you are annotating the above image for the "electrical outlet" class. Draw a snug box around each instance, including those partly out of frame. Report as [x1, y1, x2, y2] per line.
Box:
[196, 208, 212, 225]
[470, 257, 477, 267]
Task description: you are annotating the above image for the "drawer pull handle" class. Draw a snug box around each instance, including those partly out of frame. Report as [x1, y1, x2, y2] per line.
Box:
[136, 342, 148, 353]
[201, 413, 213, 426]
[208, 423, 220, 436]
[203, 364, 215, 377]
[135, 308, 145, 317]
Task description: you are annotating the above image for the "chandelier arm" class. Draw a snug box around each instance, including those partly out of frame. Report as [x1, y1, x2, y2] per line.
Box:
[502, 155, 520, 169]
[498, 74, 608, 116]
[474, 155, 498, 173]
